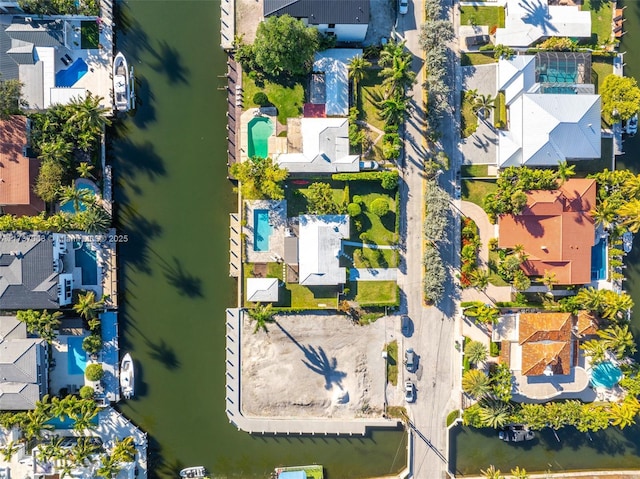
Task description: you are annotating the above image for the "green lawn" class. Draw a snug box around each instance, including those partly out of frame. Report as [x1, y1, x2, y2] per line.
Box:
[461, 164, 490, 177]
[358, 68, 386, 131]
[461, 91, 478, 138]
[345, 245, 399, 269]
[582, 0, 613, 46]
[350, 182, 397, 245]
[286, 284, 338, 309]
[460, 53, 497, 67]
[459, 6, 505, 28]
[387, 339, 398, 386]
[495, 91, 506, 128]
[242, 72, 305, 124]
[461, 179, 498, 208]
[80, 21, 99, 49]
[347, 280, 398, 306]
[592, 57, 614, 94]
[285, 180, 348, 217]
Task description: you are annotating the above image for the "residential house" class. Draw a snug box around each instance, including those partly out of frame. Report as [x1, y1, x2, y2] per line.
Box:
[0, 232, 73, 309]
[0, 315, 48, 410]
[0, 115, 45, 216]
[264, 0, 369, 43]
[498, 178, 597, 285]
[497, 54, 600, 168]
[310, 49, 362, 117]
[298, 215, 349, 286]
[495, 0, 591, 47]
[274, 117, 359, 173]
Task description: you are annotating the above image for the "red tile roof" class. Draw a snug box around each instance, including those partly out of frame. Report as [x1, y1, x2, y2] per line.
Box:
[519, 312, 574, 376]
[303, 103, 326, 118]
[498, 178, 596, 284]
[0, 116, 44, 216]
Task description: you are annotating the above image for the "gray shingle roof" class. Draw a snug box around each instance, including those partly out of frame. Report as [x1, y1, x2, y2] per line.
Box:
[0, 232, 59, 310]
[264, 0, 369, 25]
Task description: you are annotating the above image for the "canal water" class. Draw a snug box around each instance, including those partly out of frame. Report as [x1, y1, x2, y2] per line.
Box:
[451, 1, 640, 474]
[112, 1, 406, 478]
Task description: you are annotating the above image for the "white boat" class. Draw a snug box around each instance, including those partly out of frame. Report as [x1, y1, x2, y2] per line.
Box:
[180, 467, 207, 478]
[623, 231, 633, 253]
[120, 352, 134, 399]
[113, 52, 132, 111]
[625, 113, 638, 136]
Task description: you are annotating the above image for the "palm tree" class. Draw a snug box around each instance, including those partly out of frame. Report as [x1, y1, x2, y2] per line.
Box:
[541, 270, 557, 290]
[478, 399, 511, 428]
[481, 465, 504, 479]
[608, 398, 640, 429]
[111, 436, 136, 463]
[247, 303, 276, 333]
[618, 199, 640, 233]
[472, 94, 496, 118]
[575, 287, 606, 313]
[97, 455, 122, 479]
[512, 244, 526, 260]
[72, 405, 99, 431]
[591, 199, 618, 229]
[348, 55, 371, 103]
[602, 291, 634, 322]
[379, 39, 408, 68]
[580, 339, 607, 364]
[622, 174, 640, 199]
[378, 95, 410, 126]
[462, 370, 491, 399]
[464, 340, 488, 364]
[1, 441, 19, 462]
[58, 185, 96, 212]
[597, 324, 637, 359]
[380, 54, 416, 98]
[510, 466, 529, 478]
[69, 93, 111, 137]
[22, 409, 53, 440]
[38, 138, 73, 164]
[70, 437, 100, 467]
[470, 268, 490, 291]
[556, 160, 576, 184]
[512, 270, 531, 292]
[76, 161, 95, 179]
[73, 290, 105, 320]
[58, 458, 74, 479]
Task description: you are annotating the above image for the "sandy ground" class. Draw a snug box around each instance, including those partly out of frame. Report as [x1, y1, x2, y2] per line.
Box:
[236, 0, 263, 43]
[241, 313, 388, 419]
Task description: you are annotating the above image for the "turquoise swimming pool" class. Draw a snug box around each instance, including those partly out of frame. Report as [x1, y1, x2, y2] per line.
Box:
[56, 58, 88, 87]
[74, 242, 98, 285]
[253, 209, 272, 252]
[591, 238, 607, 281]
[67, 336, 87, 375]
[590, 361, 622, 388]
[60, 180, 98, 214]
[247, 117, 273, 159]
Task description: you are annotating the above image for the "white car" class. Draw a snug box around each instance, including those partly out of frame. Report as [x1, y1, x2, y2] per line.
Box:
[626, 113, 638, 136]
[399, 0, 409, 14]
[404, 381, 416, 403]
[359, 160, 380, 171]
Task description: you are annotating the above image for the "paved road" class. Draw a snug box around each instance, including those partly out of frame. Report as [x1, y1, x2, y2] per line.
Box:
[396, 1, 462, 477]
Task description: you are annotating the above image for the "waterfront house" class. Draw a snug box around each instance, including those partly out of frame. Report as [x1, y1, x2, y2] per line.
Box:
[0, 115, 45, 216]
[274, 117, 360, 173]
[0, 232, 74, 309]
[498, 178, 597, 285]
[264, 0, 369, 43]
[0, 315, 48, 410]
[497, 54, 601, 168]
[298, 214, 349, 286]
[495, 0, 591, 47]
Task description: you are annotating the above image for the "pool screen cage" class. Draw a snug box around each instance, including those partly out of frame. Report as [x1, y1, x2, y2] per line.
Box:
[535, 51, 592, 85]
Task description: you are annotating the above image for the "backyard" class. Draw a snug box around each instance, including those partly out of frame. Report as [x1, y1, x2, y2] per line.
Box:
[592, 56, 614, 94]
[459, 6, 505, 29]
[242, 72, 305, 124]
[582, 0, 614, 46]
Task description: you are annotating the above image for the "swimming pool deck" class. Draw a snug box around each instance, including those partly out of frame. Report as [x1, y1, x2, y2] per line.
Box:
[224, 308, 400, 435]
[243, 200, 287, 263]
[50, 334, 89, 396]
[511, 366, 595, 402]
[239, 107, 277, 163]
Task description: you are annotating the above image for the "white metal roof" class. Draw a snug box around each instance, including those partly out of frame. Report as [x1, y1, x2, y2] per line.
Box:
[495, 0, 591, 47]
[298, 215, 349, 286]
[313, 48, 362, 116]
[246, 278, 279, 303]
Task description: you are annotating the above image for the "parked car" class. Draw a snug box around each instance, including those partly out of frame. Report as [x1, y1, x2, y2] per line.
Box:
[359, 160, 380, 171]
[626, 113, 638, 136]
[399, 0, 409, 14]
[404, 381, 416, 403]
[401, 315, 411, 337]
[404, 348, 417, 372]
[465, 34, 490, 49]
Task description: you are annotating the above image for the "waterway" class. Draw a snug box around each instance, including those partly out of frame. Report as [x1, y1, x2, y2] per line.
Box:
[111, 1, 406, 478]
[450, 2, 640, 474]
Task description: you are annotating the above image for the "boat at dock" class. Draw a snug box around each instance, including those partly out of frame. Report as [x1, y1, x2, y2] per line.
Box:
[120, 352, 134, 399]
[624, 231, 634, 253]
[113, 52, 134, 112]
[499, 425, 535, 442]
[273, 465, 324, 479]
[179, 466, 207, 478]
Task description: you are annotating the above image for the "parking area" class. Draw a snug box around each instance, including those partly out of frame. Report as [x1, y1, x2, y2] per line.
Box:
[241, 313, 387, 418]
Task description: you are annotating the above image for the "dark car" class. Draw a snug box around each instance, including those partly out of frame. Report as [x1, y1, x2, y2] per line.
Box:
[401, 315, 412, 337]
[465, 34, 490, 48]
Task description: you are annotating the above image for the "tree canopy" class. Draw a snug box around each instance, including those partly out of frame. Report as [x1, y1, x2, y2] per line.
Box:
[0, 79, 25, 119]
[601, 74, 640, 124]
[251, 15, 319, 77]
[230, 157, 288, 200]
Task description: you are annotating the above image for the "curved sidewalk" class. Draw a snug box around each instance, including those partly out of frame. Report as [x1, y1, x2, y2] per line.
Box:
[224, 308, 400, 435]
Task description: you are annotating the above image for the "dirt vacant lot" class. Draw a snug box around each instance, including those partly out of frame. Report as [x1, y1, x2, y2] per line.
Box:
[241, 313, 387, 419]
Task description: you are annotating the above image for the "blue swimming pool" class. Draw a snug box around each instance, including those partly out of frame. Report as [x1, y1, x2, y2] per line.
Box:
[590, 361, 622, 388]
[60, 180, 98, 214]
[253, 209, 272, 252]
[591, 238, 607, 281]
[46, 415, 98, 430]
[75, 243, 98, 285]
[67, 336, 87, 375]
[56, 58, 89, 87]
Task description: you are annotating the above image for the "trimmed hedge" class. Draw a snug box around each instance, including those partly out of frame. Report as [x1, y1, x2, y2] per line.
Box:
[332, 171, 399, 187]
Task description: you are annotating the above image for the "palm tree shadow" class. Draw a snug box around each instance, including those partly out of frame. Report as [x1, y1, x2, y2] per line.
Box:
[276, 323, 346, 389]
[149, 40, 189, 85]
[519, 0, 559, 35]
[157, 255, 204, 298]
[145, 338, 180, 370]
